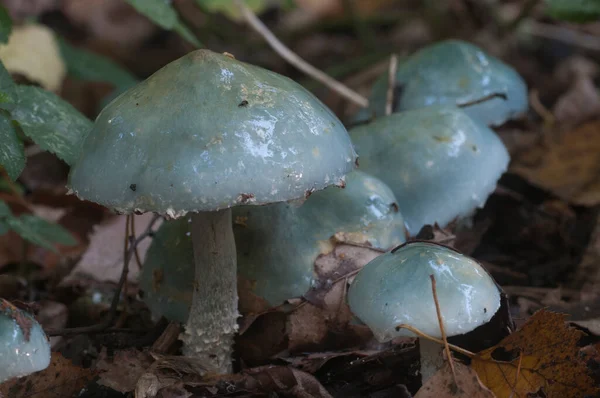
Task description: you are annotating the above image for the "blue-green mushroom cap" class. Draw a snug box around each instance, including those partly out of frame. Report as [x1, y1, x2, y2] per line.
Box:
[347, 241, 500, 341]
[68, 50, 357, 216]
[0, 300, 51, 383]
[138, 218, 194, 323]
[353, 40, 527, 127]
[139, 170, 406, 320]
[235, 170, 407, 306]
[350, 106, 509, 235]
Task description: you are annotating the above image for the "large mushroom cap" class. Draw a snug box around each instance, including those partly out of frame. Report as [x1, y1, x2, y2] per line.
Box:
[0, 299, 51, 383]
[347, 241, 500, 341]
[354, 40, 527, 127]
[350, 106, 509, 235]
[68, 49, 357, 216]
[140, 170, 407, 320]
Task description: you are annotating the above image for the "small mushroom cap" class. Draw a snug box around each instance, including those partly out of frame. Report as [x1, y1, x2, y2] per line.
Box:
[139, 170, 406, 319]
[354, 40, 527, 127]
[0, 300, 51, 383]
[347, 241, 500, 341]
[350, 106, 509, 235]
[236, 170, 407, 306]
[68, 49, 356, 216]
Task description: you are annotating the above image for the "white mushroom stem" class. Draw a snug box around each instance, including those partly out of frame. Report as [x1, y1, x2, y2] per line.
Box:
[181, 209, 239, 374]
[419, 338, 445, 382]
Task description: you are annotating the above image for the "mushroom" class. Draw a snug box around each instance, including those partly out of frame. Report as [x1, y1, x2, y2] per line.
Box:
[140, 170, 406, 320]
[347, 241, 501, 382]
[353, 40, 527, 127]
[67, 49, 357, 373]
[0, 299, 51, 383]
[350, 105, 509, 235]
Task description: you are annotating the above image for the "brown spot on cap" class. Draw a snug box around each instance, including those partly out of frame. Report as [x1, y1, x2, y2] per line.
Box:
[237, 193, 255, 204]
[223, 52, 236, 59]
[305, 188, 316, 199]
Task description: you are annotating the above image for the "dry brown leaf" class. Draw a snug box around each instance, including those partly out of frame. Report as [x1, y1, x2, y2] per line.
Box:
[511, 120, 600, 206]
[96, 348, 154, 393]
[0, 352, 97, 397]
[415, 362, 494, 398]
[552, 77, 600, 127]
[472, 309, 598, 398]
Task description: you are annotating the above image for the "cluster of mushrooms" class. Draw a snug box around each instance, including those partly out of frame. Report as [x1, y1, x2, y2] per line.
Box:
[1, 40, 528, 383]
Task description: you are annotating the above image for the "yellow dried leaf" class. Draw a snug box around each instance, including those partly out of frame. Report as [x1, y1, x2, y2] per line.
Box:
[511, 120, 600, 206]
[415, 362, 494, 398]
[0, 24, 66, 92]
[472, 309, 598, 398]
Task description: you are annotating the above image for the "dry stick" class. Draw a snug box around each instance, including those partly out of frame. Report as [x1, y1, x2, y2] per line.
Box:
[234, 0, 369, 108]
[395, 324, 475, 358]
[385, 54, 398, 116]
[430, 274, 458, 386]
[47, 214, 162, 336]
[529, 89, 555, 127]
[509, 351, 523, 398]
[130, 214, 143, 269]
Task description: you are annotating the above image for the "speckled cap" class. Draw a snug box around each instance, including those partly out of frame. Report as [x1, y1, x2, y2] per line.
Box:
[353, 40, 528, 127]
[68, 49, 357, 217]
[350, 106, 509, 235]
[347, 241, 500, 341]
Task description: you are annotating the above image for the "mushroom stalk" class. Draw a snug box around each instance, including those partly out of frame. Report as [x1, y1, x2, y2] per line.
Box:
[418, 338, 445, 382]
[181, 209, 238, 374]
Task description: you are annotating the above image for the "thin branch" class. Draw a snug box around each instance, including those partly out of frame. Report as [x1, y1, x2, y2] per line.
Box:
[394, 323, 476, 358]
[509, 352, 523, 398]
[385, 54, 398, 116]
[525, 20, 600, 52]
[430, 274, 458, 386]
[234, 0, 369, 108]
[130, 215, 143, 269]
[47, 214, 162, 336]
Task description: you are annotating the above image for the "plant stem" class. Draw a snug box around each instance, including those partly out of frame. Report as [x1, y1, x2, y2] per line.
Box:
[181, 209, 238, 374]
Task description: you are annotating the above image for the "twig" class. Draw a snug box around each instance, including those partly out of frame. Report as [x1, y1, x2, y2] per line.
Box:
[130, 215, 143, 269]
[430, 274, 458, 386]
[385, 54, 398, 116]
[394, 323, 475, 358]
[509, 351, 523, 398]
[525, 20, 600, 52]
[529, 89, 555, 127]
[47, 214, 161, 336]
[234, 0, 369, 108]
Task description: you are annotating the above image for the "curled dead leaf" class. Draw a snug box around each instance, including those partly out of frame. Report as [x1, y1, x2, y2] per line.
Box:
[472, 309, 598, 398]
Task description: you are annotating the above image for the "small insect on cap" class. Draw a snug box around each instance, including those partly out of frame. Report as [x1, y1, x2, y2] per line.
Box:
[68, 49, 357, 217]
[0, 299, 51, 383]
[347, 241, 501, 342]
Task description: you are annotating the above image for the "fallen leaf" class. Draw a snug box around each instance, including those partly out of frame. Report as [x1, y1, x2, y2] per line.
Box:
[65, 213, 160, 283]
[0, 24, 65, 92]
[415, 362, 494, 398]
[0, 352, 97, 397]
[472, 309, 598, 398]
[96, 348, 154, 393]
[511, 120, 600, 206]
[552, 77, 600, 127]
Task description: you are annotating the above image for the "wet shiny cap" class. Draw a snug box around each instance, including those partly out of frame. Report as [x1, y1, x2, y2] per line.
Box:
[0, 299, 51, 383]
[347, 241, 500, 341]
[139, 170, 407, 319]
[354, 40, 527, 127]
[68, 49, 356, 217]
[350, 106, 509, 235]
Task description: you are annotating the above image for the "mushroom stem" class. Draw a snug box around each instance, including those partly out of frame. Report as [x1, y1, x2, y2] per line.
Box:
[181, 209, 238, 374]
[419, 338, 445, 382]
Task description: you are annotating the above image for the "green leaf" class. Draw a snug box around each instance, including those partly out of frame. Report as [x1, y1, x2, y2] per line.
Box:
[173, 22, 203, 47]
[10, 85, 92, 166]
[58, 40, 138, 89]
[0, 199, 12, 217]
[0, 61, 16, 106]
[5, 214, 77, 252]
[0, 111, 25, 180]
[545, 0, 600, 22]
[0, 5, 11, 44]
[126, 0, 178, 29]
[194, 0, 269, 20]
